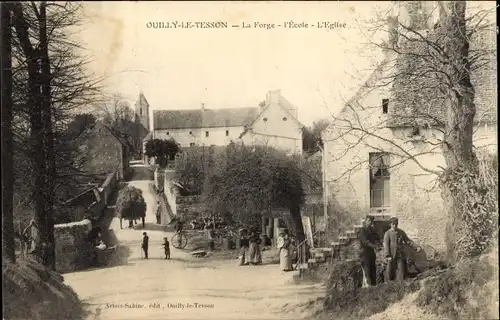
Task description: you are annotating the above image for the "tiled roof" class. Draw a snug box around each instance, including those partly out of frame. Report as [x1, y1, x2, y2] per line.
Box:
[388, 26, 497, 127]
[153, 107, 261, 130]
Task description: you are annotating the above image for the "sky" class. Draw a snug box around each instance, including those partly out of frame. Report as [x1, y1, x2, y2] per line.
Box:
[76, 1, 393, 126]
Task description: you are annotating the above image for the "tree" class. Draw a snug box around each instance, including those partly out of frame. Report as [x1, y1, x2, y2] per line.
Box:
[174, 146, 223, 195]
[8, 2, 102, 269]
[66, 113, 96, 138]
[203, 144, 306, 242]
[302, 119, 330, 155]
[325, 1, 496, 261]
[94, 94, 145, 155]
[2, 2, 16, 264]
[145, 138, 181, 167]
[115, 186, 147, 229]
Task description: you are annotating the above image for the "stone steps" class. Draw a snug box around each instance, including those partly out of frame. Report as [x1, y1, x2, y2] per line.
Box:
[300, 213, 393, 272]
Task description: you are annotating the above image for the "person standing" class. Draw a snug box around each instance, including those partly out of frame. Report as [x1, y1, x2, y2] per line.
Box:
[278, 231, 293, 271]
[22, 219, 39, 254]
[155, 201, 161, 224]
[162, 237, 170, 260]
[142, 232, 149, 259]
[383, 217, 421, 282]
[248, 231, 262, 265]
[358, 216, 381, 286]
[238, 229, 250, 266]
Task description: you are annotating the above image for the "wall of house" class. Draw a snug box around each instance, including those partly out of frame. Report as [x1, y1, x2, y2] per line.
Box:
[154, 126, 244, 147]
[81, 124, 124, 180]
[240, 101, 303, 154]
[240, 132, 302, 155]
[324, 116, 497, 252]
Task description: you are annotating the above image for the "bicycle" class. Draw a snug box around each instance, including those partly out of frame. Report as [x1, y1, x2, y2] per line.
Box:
[171, 230, 205, 250]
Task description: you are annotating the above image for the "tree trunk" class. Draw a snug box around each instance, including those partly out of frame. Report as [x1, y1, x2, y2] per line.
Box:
[289, 202, 305, 243]
[439, 1, 489, 262]
[10, 3, 47, 268]
[39, 1, 56, 270]
[1, 3, 16, 264]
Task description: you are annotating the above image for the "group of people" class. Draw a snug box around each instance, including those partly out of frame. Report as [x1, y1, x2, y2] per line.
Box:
[358, 216, 421, 286]
[238, 229, 263, 266]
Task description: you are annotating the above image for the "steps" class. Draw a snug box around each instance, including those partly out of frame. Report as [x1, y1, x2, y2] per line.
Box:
[301, 213, 393, 272]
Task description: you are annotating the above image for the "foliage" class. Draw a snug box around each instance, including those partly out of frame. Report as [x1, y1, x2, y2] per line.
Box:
[3, 259, 85, 320]
[321, 259, 421, 320]
[145, 138, 181, 167]
[440, 152, 497, 261]
[115, 186, 147, 220]
[174, 146, 222, 195]
[302, 119, 329, 155]
[416, 248, 498, 319]
[203, 144, 305, 235]
[66, 113, 96, 138]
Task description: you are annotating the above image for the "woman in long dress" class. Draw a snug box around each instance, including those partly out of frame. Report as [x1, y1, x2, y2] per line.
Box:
[238, 229, 250, 266]
[248, 231, 262, 265]
[279, 232, 293, 271]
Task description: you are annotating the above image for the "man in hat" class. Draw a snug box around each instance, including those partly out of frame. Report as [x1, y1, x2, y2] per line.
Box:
[141, 232, 149, 259]
[155, 201, 161, 224]
[358, 215, 381, 286]
[383, 217, 421, 282]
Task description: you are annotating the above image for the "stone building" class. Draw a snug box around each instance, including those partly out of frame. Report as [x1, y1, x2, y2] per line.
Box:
[78, 121, 132, 180]
[149, 90, 304, 155]
[321, 1, 497, 251]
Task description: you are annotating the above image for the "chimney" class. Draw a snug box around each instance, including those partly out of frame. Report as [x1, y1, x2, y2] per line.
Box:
[266, 89, 281, 105]
[386, 16, 399, 51]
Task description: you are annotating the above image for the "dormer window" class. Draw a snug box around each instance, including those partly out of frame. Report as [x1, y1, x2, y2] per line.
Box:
[282, 117, 288, 121]
[382, 99, 389, 114]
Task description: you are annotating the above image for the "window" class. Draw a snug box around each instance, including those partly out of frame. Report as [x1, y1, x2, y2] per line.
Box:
[263, 117, 268, 122]
[189, 131, 192, 135]
[190, 142, 195, 147]
[205, 131, 209, 137]
[369, 152, 391, 208]
[382, 99, 389, 114]
[166, 132, 170, 135]
[282, 117, 288, 121]
[140, 108, 142, 116]
[225, 130, 229, 136]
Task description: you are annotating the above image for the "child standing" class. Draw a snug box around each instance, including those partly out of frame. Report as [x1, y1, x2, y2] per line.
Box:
[162, 237, 170, 260]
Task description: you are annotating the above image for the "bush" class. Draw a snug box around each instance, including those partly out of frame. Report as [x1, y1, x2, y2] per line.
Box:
[3, 259, 86, 320]
[416, 247, 498, 319]
[321, 260, 421, 320]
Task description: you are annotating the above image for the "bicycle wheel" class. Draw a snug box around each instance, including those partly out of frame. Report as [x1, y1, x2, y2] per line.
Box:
[171, 233, 188, 249]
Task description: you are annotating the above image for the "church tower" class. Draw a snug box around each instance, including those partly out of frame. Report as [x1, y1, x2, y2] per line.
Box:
[135, 92, 150, 132]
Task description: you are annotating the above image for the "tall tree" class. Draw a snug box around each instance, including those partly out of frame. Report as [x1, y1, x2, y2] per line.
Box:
[325, 1, 496, 261]
[2, 2, 16, 264]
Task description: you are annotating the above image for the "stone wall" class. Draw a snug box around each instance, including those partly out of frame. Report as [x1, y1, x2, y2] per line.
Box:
[54, 219, 92, 273]
[54, 172, 118, 273]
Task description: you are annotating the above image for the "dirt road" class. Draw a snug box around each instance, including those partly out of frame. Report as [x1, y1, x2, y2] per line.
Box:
[64, 180, 324, 320]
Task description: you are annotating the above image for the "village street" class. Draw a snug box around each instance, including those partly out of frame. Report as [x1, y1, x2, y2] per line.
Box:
[64, 177, 325, 320]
